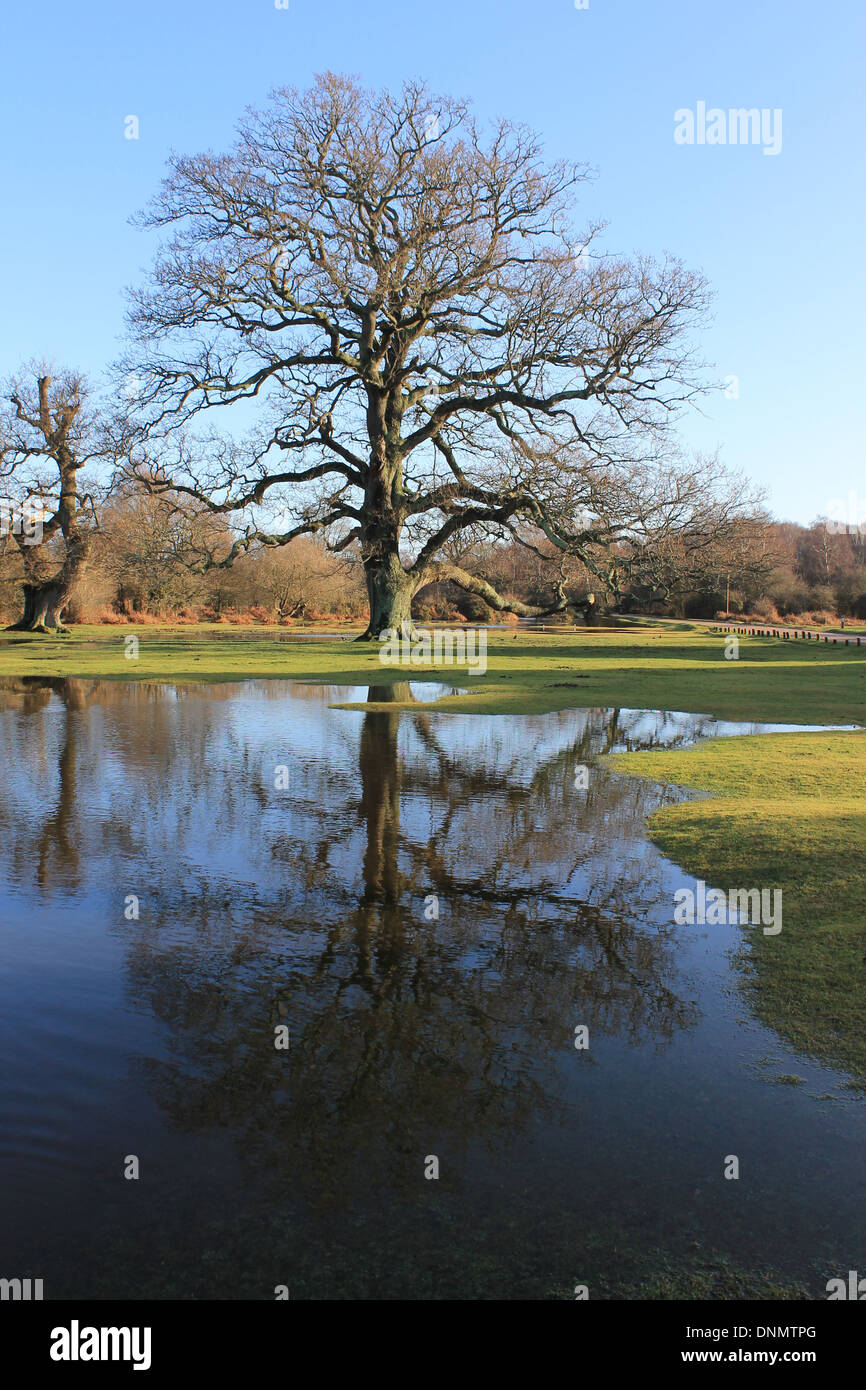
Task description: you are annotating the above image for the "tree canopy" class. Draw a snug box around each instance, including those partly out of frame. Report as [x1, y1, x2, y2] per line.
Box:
[118, 73, 755, 634]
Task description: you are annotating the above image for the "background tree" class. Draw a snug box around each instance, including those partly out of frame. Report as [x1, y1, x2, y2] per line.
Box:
[96, 483, 232, 615]
[0, 367, 118, 631]
[599, 469, 776, 615]
[234, 536, 361, 621]
[122, 72, 736, 636]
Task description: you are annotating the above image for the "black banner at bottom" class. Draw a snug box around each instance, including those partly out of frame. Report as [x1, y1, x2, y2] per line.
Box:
[0, 1296, 859, 1376]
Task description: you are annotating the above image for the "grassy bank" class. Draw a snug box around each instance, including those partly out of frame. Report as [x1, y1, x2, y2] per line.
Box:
[1, 621, 864, 724]
[611, 731, 866, 1078]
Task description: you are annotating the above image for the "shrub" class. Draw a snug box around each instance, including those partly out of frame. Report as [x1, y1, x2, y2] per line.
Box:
[752, 597, 781, 621]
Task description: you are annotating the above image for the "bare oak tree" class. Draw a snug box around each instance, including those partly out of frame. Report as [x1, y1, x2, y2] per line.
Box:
[0, 368, 116, 631]
[122, 73, 722, 636]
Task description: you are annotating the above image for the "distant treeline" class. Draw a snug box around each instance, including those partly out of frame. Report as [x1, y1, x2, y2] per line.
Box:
[2, 484, 862, 627]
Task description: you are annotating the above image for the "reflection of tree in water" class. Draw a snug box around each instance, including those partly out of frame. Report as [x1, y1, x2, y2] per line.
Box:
[0, 677, 91, 890]
[0, 677, 700, 1207]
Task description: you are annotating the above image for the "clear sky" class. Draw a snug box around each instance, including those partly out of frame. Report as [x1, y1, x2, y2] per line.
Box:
[1, 0, 863, 526]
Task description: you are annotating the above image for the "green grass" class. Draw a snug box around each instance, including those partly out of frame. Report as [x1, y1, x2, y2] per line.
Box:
[1, 620, 864, 724]
[610, 730, 866, 1078]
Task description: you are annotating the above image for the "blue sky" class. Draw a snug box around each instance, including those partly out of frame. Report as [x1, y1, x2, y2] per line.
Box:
[1, 0, 863, 525]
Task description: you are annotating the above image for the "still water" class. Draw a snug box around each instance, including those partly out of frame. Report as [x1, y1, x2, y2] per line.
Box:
[0, 676, 863, 1299]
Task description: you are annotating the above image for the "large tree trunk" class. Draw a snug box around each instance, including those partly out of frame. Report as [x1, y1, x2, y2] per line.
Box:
[7, 539, 88, 633]
[359, 552, 416, 640]
[357, 414, 415, 638]
[7, 579, 76, 632]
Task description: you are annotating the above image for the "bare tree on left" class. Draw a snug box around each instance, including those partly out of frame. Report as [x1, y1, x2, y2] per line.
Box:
[0, 368, 121, 631]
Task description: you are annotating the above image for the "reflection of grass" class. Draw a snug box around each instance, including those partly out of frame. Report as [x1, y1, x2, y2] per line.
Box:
[62, 1192, 816, 1300]
[1, 622, 864, 724]
[611, 732, 866, 1078]
[586, 1249, 809, 1301]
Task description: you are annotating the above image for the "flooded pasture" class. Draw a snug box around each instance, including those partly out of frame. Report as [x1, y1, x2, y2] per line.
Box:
[0, 676, 862, 1299]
